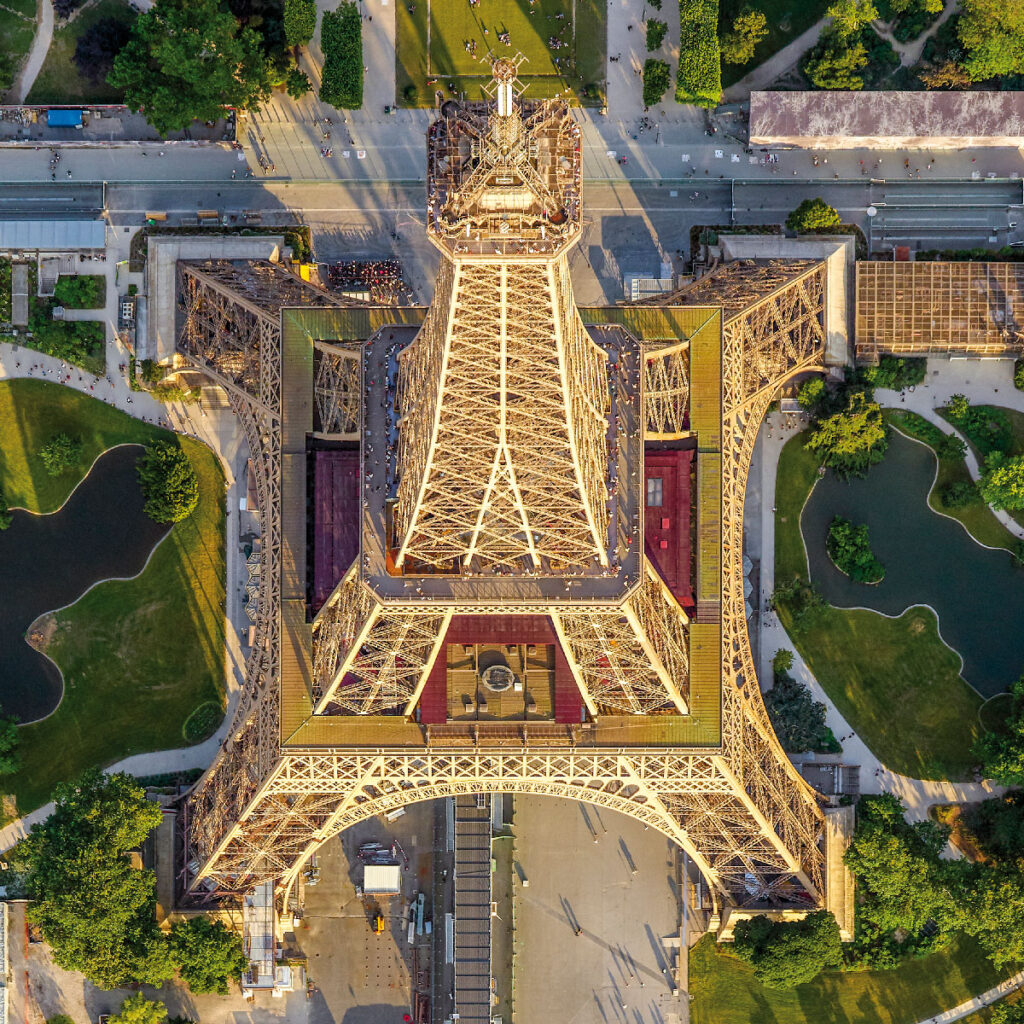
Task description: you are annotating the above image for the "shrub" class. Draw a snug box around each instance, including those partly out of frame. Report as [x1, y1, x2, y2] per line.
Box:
[857, 355, 925, 390]
[0, 716, 20, 774]
[109, 994, 166, 1024]
[676, 0, 721, 107]
[53, 275, 105, 309]
[786, 197, 842, 233]
[39, 433, 83, 476]
[936, 432, 967, 460]
[944, 398, 1012, 456]
[53, 0, 84, 18]
[1015, 359, 1024, 391]
[826, 515, 884, 583]
[403, 83, 418, 103]
[646, 18, 668, 49]
[182, 701, 222, 743]
[47, 1016, 76, 1024]
[283, 0, 316, 46]
[764, 663, 839, 753]
[940, 480, 978, 508]
[136, 442, 200, 523]
[320, 3, 363, 109]
[797, 376, 825, 410]
[771, 578, 827, 635]
[0, 489, 10, 530]
[642, 58, 671, 105]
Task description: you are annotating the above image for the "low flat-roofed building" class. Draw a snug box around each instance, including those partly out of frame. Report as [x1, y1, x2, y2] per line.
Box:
[0, 219, 105, 251]
[750, 90, 1024, 148]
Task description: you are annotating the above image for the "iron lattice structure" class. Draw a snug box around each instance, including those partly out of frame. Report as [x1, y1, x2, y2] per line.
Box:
[177, 70, 847, 928]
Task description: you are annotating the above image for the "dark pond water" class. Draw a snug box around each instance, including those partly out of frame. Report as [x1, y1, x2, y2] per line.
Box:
[0, 445, 170, 722]
[802, 429, 1024, 699]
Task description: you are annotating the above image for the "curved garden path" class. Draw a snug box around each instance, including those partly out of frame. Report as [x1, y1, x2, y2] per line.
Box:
[870, 0, 960, 69]
[14, 0, 53, 102]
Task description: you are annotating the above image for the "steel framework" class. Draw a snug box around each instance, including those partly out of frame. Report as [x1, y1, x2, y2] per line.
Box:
[177, 71, 847, 930]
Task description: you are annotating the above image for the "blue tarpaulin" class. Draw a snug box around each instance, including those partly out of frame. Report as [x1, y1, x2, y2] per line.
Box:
[47, 109, 83, 127]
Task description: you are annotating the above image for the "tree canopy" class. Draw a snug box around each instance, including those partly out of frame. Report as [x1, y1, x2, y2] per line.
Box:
[170, 916, 249, 994]
[786, 197, 842, 233]
[319, 2, 363, 108]
[283, 0, 316, 46]
[109, 994, 167, 1024]
[958, 0, 1024, 81]
[720, 8, 767, 64]
[136, 442, 200, 523]
[979, 452, 1024, 511]
[806, 390, 888, 477]
[975, 674, 1024, 784]
[826, 0, 877, 34]
[763, 651, 838, 753]
[39, 434, 83, 477]
[731, 911, 843, 989]
[826, 515, 884, 583]
[26, 770, 172, 989]
[0, 716, 20, 774]
[108, 0, 271, 134]
[642, 59, 671, 106]
[675, 0, 721, 107]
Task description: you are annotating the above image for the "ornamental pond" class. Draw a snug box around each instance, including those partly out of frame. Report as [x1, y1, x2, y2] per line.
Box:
[801, 428, 1024, 700]
[0, 445, 169, 722]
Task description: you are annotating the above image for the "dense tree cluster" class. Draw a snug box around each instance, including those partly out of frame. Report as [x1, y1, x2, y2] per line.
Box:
[676, 0, 721, 107]
[109, 0, 272, 135]
[732, 911, 843, 989]
[980, 452, 1024, 511]
[958, 0, 1024, 81]
[976, 675, 1024, 785]
[763, 649, 840, 753]
[283, 0, 317, 47]
[801, 0, 877, 89]
[719, 8, 767, 65]
[642, 59, 672, 105]
[826, 515, 884, 583]
[26, 771, 249, 992]
[857, 355, 926, 391]
[319, 2, 363, 109]
[136, 441, 200, 523]
[53, 274, 105, 310]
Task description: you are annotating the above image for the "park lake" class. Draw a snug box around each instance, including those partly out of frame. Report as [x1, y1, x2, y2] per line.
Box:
[0, 445, 169, 722]
[802, 428, 1024, 700]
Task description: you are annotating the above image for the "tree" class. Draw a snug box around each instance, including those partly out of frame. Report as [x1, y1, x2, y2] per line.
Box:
[319, 2, 363, 108]
[826, 515, 884, 583]
[73, 16, 132, 83]
[642, 58, 671, 106]
[720, 8, 768, 64]
[959, 865, 1024, 967]
[38, 434, 83, 477]
[285, 66, 312, 98]
[919, 59, 972, 89]
[108, 0, 271, 135]
[857, 354, 926, 390]
[731, 911, 842, 989]
[966, 791, 1024, 864]
[136, 442, 199, 523]
[979, 452, 1024, 511]
[797, 376, 825, 410]
[940, 480, 977, 508]
[975, 674, 1024, 784]
[764, 663, 838, 753]
[786, 197, 842, 233]
[806, 390, 887, 477]
[844, 794, 960, 935]
[947, 393, 970, 421]
[826, 0, 878, 34]
[283, 0, 316, 46]
[958, 0, 1024, 81]
[646, 18, 668, 50]
[676, 0, 721, 107]
[991, 1004, 1024, 1024]
[0, 716, 20, 774]
[1015, 359, 1024, 391]
[109, 994, 167, 1024]
[0, 488, 11, 531]
[803, 36, 868, 89]
[170, 916, 249, 994]
[26, 769, 172, 989]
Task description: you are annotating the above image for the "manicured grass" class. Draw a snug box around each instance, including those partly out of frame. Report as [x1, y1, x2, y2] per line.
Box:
[0, 4, 37, 92]
[774, 427, 821, 583]
[395, 0, 605, 107]
[26, 0, 136, 104]
[691, 933, 1013, 1024]
[0, 379, 155, 512]
[718, 0, 831, 89]
[0, 381, 225, 813]
[885, 410, 1018, 553]
[774, 430, 984, 780]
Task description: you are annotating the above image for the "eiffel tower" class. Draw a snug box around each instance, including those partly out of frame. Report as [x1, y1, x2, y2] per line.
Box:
[176, 59, 853, 935]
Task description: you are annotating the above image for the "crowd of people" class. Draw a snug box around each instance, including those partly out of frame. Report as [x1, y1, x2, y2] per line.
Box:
[326, 259, 407, 303]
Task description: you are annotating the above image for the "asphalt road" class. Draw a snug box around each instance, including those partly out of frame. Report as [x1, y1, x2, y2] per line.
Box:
[0, 182, 104, 218]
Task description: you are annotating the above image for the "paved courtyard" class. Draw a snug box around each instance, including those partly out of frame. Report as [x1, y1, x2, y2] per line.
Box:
[513, 795, 690, 1024]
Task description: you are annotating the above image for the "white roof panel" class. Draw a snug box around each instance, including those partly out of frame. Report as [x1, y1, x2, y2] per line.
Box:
[0, 220, 105, 250]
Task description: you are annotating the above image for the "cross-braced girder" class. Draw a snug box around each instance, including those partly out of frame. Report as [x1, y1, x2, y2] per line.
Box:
[644, 340, 690, 438]
[392, 256, 612, 573]
[313, 342, 361, 437]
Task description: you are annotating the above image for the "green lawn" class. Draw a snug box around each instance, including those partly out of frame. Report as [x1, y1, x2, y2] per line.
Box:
[718, 0, 830, 88]
[395, 0, 605, 106]
[0, 379, 155, 512]
[691, 933, 1013, 1024]
[774, 430, 983, 780]
[0, 3, 37, 93]
[26, 0, 136, 104]
[885, 410, 1019, 553]
[0, 381, 226, 813]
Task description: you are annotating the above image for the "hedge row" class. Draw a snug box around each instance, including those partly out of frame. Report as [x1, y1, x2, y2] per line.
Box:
[320, 1, 363, 109]
[676, 0, 721, 107]
[642, 59, 671, 106]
